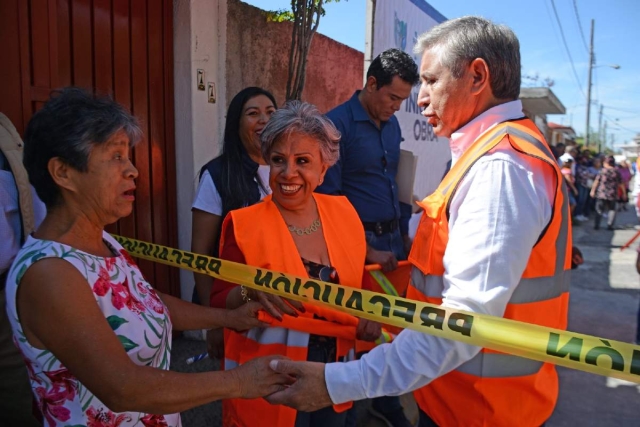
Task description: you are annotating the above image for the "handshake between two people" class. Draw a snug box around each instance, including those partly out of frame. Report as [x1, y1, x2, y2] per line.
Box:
[231, 355, 333, 412]
[224, 290, 382, 411]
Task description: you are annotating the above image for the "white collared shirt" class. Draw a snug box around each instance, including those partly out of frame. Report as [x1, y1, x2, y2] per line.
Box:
[325, 100, 555, 403]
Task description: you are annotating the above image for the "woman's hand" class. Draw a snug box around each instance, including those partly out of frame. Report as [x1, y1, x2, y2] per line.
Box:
[232, 356, 295, 399]
[249, 289, 305, 321]
[356, 318, 382, 342]
[225, 301, 270, 332]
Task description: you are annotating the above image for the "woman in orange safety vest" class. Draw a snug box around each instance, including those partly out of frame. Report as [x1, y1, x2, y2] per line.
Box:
[210, 101, 383, 427]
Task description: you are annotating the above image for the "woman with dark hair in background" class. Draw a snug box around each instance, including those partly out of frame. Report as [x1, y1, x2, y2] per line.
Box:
[191, 87, 277, 356]
[5, 88, 289, 426]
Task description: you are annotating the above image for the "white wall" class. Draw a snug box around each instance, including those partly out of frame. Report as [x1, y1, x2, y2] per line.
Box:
[173, 0, 227, 300]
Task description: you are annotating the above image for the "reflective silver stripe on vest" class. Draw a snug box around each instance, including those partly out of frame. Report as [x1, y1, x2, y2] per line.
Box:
[456, 352, 544, 377]
[225, 358, 239, 370]
[411, 271, 570, 304]
[246, 326, 309, 348]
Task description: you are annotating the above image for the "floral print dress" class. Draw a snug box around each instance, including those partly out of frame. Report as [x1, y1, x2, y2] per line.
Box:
[5, 232, 181, 427]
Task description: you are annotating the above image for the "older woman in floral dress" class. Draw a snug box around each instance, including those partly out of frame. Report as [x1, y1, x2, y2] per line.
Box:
[5, 88, 290, 426]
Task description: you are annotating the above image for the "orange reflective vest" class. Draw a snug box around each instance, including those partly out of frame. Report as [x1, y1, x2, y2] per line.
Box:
[221, 193, 366, 427]
[407, 118, 571, 427]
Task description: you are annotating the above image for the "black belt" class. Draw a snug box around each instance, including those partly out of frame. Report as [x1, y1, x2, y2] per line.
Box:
[362, 219, 399, 236]
[0, 270, 7, 292]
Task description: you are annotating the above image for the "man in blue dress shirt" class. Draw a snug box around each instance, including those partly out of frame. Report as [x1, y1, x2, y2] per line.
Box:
[316, 48, 419, 427]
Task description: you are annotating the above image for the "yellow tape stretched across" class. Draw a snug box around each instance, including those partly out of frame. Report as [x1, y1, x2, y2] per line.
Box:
[113, 235, 640, 384]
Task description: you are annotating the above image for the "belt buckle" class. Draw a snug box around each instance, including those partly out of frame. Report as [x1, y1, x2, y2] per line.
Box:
[375, 223, 384, 236]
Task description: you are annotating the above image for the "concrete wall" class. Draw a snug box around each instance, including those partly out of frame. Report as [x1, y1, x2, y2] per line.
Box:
[173, 0, 228, 300]
[226, 0, 364, 113]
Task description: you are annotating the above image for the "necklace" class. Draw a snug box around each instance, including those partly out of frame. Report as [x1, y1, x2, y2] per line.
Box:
[288, 219, 322, 236]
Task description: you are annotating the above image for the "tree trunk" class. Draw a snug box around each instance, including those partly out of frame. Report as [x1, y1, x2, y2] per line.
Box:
[286, 0, 324, 101]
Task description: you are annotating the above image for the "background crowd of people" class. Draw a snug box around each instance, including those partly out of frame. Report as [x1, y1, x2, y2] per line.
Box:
[553, 142, 634, 230]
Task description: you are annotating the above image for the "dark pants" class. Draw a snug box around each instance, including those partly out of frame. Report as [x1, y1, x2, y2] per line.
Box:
[594, 199, 617, 229]
[417, 409, 439, 427]
[350, 228, 408, 425]
[295, 337, 347, 427]
[0, 289, 41, 427]
[576, 184, 590, 217]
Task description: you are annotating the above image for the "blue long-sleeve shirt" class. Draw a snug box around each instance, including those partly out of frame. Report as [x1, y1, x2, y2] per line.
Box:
[316, 91, 410, 235]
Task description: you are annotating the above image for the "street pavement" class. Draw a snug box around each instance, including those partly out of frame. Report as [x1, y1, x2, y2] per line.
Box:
[548, 206, 640, 427]
[171, 205, 640, 427]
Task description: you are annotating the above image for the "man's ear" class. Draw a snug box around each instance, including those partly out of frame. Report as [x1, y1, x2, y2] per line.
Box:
[364, 76, 378, 93]
[47, 157, 78, 194]
[469, 57, 490, 96]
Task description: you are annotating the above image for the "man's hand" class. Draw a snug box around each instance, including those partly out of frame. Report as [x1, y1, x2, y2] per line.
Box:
[366, 248, 398, 272]
[356, 318, 382, 342]
[571, 246, 584, 270]
[232, 356, 294, 399]
[265, 360, 333, 412]
[225, 301, 269, 332]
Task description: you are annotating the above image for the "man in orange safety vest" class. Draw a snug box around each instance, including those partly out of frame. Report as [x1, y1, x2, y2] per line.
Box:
[267, 16, 572, 427]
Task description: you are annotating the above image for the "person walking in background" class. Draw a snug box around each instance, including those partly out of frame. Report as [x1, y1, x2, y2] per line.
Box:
[561, 159, 579, 218]
[7, 88, 290, 427]
[0, 113, 46, 427]
[574, 155, 592, 221]
[267, 16, 571, 427]
[191, 87, 277, 359]
[591, 155, 625, 230]
[315, 47, 420, 427]
[618, 160, 632, 211]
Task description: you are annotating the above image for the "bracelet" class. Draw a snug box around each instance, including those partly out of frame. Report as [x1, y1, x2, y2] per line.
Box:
[240, 286, 251, 303]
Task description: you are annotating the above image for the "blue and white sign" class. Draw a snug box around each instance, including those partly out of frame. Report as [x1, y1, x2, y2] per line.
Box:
[373, 0, 450, 198]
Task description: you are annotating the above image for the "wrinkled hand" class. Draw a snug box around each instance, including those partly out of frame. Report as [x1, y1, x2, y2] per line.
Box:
[232, 356, 294, 399]
[250, 289, 305, 321]
[571, 246, 584, 270]
[356, 318, 382, 342]
[206, 328, 225, 360]
[265, 360, 333, 412]
[367, 249, 398, 272]
[226, 301, 269, 332]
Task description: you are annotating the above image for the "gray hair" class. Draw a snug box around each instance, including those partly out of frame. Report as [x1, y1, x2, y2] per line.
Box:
[260, 101, 340, 166]
[414, 16, 521, 100]
[24, 87, 142, 207]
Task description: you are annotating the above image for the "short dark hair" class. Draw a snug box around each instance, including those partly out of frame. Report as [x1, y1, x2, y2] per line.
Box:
[366, 48, 420, 89]
[23, 87, 142, 207]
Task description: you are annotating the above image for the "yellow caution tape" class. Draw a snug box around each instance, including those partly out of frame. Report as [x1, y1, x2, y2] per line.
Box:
[113, 235, 640, 384]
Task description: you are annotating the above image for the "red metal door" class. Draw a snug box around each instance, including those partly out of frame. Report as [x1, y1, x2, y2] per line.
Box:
[0, 0, 179, 297]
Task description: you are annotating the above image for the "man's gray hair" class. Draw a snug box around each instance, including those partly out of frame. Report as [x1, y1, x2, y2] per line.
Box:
[414, 16, 521, 100]
[261, 101, 340, 166]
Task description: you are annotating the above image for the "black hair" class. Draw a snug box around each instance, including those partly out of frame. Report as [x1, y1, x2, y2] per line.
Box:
[366, 48, 420, 89]
[218, 87, 277, 214]
[23, 87, 142, 208]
